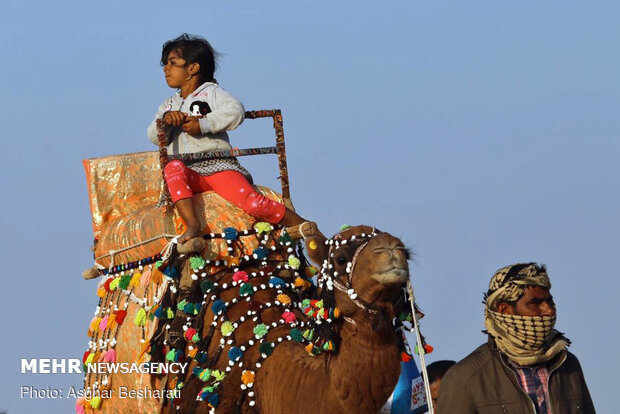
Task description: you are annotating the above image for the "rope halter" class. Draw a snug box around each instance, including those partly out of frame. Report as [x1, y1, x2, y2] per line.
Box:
[318, 227, 381, 315]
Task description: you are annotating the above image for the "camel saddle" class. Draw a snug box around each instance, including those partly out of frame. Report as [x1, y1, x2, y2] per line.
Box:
[83, 151, 291, 268]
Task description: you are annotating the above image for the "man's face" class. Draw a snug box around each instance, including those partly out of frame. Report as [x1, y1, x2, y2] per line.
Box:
[497, 286, 555, 317]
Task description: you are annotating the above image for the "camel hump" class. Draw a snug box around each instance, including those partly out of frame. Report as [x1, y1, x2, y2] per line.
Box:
[83, 151, 288, 268]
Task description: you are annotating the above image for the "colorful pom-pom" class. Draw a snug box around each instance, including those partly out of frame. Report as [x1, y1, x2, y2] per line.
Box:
[254, 222, 273, 235]
[269, 277, 286, 288]
[115, 310, 127, 325]
[212, 370, 225, 382]
[228, 347, 243, 361]
[253, 324, 268, 338]
[233, 271, 249, 283]
[221, 321, 235, 337]
[211, 300, 226, 314]
[281, 311, 297, 323]
[239, 283, 254, 296]
[290, 328, 304, 342]
[89, 396, 102, 409]
[288, 255, 301, 270]
[252, 247, 268, 260]
[200, 280, 215, 293]
[277, 293, 292, 305]
[224, 227, 239, 241]
[241, 370, 255, 385]
[259, 341, 274, 356]
[190, 256, 206, 270]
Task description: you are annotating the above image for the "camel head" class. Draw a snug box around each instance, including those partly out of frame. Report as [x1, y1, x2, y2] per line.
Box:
[317, 225, 411, 322]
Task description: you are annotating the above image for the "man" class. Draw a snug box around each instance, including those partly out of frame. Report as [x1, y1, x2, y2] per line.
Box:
[425, 360, 456, 412]
[437, 263, 595, 413]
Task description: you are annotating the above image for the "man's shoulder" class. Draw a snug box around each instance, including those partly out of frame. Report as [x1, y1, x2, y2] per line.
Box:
[443, 342, 495, 384]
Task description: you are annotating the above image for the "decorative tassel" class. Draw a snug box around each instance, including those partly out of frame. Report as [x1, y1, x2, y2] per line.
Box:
[75, 397, 85, 414]
[134, 308, 146, 326]
[89, 317, 102, 335]
[140, 268, 152, 288]
[190, 256, 206, 270]
[106, 314, 117, 330]
[102, 349, 117, 363]
[98, 316, 109, 332]
[151, 268, 163, 284]
[115, 310, 127, 325]
[130, 272, 142, 288]
[89, 396, 102, 409]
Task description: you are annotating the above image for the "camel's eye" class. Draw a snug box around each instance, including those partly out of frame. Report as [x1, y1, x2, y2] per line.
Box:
[335, 256, 347, 266]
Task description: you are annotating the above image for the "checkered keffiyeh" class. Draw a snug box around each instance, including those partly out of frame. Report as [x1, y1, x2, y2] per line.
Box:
[484, 263, 569, 366]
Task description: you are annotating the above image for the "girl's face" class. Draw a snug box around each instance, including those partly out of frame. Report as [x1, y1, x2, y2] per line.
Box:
[162, 49, 192, 89]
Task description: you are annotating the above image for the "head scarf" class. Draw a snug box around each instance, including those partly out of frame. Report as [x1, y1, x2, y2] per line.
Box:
[484, 263, 569, 366]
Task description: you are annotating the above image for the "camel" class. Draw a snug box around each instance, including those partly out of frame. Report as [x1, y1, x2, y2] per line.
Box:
[79, 149, 417, 414]
[80, 223, 413, 414]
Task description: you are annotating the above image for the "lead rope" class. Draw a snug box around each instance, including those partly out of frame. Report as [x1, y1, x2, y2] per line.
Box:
[407, 280, 434, 414]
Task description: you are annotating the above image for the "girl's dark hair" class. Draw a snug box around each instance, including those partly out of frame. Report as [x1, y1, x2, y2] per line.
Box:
[160, 33, 219, 83]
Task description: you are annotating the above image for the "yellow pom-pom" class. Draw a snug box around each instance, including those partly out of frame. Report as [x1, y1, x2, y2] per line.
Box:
[333, 307, 341, 318]
[130, 272, 142, 288]
[288, 255, 301, 270]
[277, 294, 292, 305]
[97, 287, 107, 298]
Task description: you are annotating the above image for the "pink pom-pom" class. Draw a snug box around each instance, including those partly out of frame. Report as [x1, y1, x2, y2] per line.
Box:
[233, 271, 249, 283]
[99, 316, 109, 331]
[281, 311, 297, 323]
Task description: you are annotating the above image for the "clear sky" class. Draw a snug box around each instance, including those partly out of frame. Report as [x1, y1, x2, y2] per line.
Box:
[1, 1, 618, 412]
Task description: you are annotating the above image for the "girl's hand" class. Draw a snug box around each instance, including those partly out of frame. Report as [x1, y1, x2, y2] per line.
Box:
[182, 116, 202, 136]
[163, 111, 186, 126]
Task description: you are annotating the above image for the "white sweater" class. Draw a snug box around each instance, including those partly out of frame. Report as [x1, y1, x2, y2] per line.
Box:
[147, 82, 245, 155]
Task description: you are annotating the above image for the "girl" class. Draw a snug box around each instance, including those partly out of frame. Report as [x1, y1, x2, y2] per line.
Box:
[147, 34, 324, 261]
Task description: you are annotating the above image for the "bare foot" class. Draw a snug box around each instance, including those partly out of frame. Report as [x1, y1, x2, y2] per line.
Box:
[178, 224, 202, 243]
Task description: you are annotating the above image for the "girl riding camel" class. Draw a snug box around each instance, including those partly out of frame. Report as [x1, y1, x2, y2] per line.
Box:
[147, 34, 325, 262]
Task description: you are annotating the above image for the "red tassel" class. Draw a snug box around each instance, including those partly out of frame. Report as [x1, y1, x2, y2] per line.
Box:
[115, 310, 127, 325]
[184, 328, 197, 341]
[424, 344, 434, 354]
[82, 351, 90, 365]
[401, 351, 412, 362]
[103, 278, 113, 292]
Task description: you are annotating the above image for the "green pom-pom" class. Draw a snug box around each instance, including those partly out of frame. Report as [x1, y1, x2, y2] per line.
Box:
[200, 280, 215, 293]
[259, 342, 274, 356]
[155, 260, 163, 268]
[340, 224, 351, 231]
[166, 308, 175, 319]
[240, 283, 254, 296]
[177, 300, 187, 311]
[253, 323, 268, 338]
[290, 328, 303, 342]
[190, 256, 206, 270]
[315, 300, 324, 309]
[279, 233, 293, 244]
[189, 256, 207, 270]
[302, 329, 314, 340]
[221, 321, 235, 337]
[192, 333, 200, 343]
[288, 255, 301, 270]
[254, 222, 273, 235]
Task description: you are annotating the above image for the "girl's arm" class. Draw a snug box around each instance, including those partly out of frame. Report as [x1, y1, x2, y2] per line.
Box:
[147, 100, 173, 145]
[198, 87, 245, 134]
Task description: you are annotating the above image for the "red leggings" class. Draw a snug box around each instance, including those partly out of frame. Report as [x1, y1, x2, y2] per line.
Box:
[164, 160, 286, 224]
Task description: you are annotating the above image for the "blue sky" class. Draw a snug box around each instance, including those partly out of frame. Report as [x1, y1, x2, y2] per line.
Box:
[1, 1, 618, 412]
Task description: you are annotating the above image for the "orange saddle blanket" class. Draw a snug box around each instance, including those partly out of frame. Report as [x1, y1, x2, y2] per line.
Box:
[83, 151, 290, 267]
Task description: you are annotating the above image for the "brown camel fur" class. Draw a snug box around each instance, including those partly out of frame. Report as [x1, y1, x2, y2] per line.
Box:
[92, 225, 411, 414]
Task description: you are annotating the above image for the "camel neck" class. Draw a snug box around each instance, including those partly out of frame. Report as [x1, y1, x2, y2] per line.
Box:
[328, 313, 401, 412]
